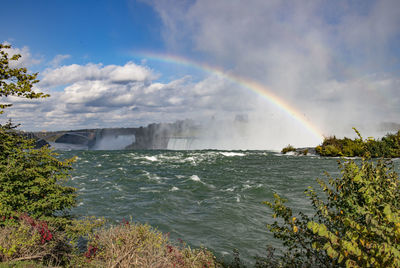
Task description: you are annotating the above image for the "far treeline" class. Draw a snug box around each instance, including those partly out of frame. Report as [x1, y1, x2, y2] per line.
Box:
[282, 128, 400, 158]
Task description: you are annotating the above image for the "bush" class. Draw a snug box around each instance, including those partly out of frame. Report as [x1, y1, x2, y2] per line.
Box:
[262, 153, 400, 267]
[0, 213, 71, 265]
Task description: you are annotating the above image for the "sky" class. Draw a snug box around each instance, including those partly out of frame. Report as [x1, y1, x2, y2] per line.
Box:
[1, 0, 400, 149]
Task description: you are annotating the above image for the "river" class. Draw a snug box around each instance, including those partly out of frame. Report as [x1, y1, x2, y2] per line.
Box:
[57, 149, 399, 264]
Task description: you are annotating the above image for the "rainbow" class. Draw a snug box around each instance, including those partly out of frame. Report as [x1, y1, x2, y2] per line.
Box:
[133, 52, 324, 142]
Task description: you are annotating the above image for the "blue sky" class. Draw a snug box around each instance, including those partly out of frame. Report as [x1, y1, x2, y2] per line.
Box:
[1, 0, 400, 148]
[2, 1, 164, 68]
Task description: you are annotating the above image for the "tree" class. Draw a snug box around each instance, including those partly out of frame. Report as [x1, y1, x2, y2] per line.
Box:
[0, 43, 48, 113]
[0, 43, 76, 224]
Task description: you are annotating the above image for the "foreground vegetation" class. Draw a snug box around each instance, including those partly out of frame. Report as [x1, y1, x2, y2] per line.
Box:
[2, 43, 400, 267]
[262, 154, 400, 267]
[0, 215, 218, 267]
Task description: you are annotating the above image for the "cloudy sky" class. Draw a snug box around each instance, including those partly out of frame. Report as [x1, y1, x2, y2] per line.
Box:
[1, 0, 400, 148]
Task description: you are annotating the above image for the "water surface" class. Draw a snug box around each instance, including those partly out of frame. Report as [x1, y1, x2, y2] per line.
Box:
[58, 150, 398, 263]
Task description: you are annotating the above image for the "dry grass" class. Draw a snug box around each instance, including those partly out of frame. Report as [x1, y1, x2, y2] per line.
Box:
[85, 222, 220, 268]
[1, 218, 220, 267]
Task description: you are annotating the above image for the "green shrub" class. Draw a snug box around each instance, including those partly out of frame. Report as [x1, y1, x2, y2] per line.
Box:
[262, 154, 400, 267]
[281, 145, 296, 154]
[316, 129, 400, 158]
[0, 125, 77, 223]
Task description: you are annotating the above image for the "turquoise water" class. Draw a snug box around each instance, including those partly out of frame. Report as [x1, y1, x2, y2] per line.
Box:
[58, 150, 397, 264]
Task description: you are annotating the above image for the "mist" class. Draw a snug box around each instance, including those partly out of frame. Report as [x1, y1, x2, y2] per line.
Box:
[92, 135, 136, 150]
[166, 112, 322, 151]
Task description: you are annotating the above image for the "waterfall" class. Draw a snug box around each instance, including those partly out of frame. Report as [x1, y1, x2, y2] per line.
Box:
[93, 135, 136, 150]
[167, 138, 194, 150]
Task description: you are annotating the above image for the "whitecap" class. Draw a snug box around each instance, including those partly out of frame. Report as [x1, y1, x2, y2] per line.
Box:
[243, 184, 251, 189]
[236, 195, 241, 202]
[222, 187, 235, 192]
[144, 156, 158, 162]
[220, 152, 245, 157]
[170, 186, 179, 191]
[190, 175, 201, 182]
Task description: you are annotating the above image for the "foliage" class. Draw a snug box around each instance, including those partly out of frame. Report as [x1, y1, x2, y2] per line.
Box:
[0, 124, 77, 223]
[281, 145, 296, 154]
[316, 128, 400, 158]
[0, 43, 48, 113]
[263, 153, 400, 267]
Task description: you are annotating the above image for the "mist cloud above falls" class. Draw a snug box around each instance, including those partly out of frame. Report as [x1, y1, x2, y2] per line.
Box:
[148, 0, 400, 140]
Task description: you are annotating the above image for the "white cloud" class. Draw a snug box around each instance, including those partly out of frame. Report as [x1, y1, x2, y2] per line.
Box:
[2, 59, 259, 132]
[1, 41, 42, 67]
[40, 62, 157, 87]
[49, 54, 71, 67]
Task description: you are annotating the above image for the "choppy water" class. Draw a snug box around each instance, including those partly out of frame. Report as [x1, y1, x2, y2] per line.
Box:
[57, 149, 399, 264]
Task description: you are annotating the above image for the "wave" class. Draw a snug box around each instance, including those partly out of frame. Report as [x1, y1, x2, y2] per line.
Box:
[220, 152, 246, 157]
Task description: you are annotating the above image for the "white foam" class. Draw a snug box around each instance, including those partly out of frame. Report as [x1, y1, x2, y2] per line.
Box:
[170, 186, 179, 191]
[144, 156, 158, 162]
[220, 152, 245, 157]
[243, 184, 251, 189]
[222, 187, 235, 192]
[236, 195, 241, 202]
[190, 175, 201, 182]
